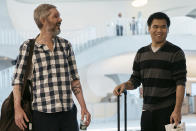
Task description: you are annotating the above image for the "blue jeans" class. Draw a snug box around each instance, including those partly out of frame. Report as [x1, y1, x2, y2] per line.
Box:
[116, 25, 123, 36]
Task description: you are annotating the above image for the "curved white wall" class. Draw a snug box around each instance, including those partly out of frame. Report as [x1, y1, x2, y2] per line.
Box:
[170, 16, 196, 35]
[87, 53, 135, 98]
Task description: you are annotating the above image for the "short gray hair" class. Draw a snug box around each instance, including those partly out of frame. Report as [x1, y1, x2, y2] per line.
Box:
[34, 4, 56, 29]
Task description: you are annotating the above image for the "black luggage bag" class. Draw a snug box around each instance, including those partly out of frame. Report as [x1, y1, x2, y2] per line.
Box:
[117, 89, 127, 131]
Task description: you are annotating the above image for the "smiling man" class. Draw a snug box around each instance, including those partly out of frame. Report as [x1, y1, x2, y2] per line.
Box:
[12, 4, 90, 131]
[113, 12, 187, 131]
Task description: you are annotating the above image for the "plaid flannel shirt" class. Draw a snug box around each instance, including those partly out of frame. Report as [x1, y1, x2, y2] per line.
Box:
[12, 36, 80, 113]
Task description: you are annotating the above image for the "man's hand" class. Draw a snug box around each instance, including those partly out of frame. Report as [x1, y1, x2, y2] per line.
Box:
[71, 80, 91, 126]
[170, 110, 181, 126]
[170, 85, 185, 126]
[113, 83, 126, 96]
[14, 106, 29, 131]
[81, 107, 91, 126]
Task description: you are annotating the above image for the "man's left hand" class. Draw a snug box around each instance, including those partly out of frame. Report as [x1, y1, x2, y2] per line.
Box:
[170, 110, 181, 126]
[81, 107, 91, 126]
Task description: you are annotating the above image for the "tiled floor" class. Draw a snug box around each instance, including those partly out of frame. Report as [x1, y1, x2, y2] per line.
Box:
[87, 114, 196, 131]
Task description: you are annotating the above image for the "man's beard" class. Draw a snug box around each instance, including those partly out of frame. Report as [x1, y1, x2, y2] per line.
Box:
[46, 19, 61, 37]
[53, 28, 61, 36]
[48, 27, 61, 37]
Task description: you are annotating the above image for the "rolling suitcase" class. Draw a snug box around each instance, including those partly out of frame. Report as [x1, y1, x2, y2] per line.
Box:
[117, 89, 127, 131]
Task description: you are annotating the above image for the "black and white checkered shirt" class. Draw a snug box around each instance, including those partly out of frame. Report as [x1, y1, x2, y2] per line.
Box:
[12, 36, 80, 113]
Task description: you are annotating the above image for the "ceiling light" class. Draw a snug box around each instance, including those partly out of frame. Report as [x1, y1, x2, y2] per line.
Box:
[132, 0, 148, 7]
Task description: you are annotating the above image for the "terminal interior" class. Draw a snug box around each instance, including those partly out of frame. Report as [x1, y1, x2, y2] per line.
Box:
[0, 0, 196, 130]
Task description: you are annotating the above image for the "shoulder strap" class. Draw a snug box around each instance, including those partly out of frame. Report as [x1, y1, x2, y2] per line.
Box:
[21, 39, 35, 97]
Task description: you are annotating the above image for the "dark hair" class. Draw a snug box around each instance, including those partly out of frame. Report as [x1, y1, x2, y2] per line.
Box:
[147, 12, 170, 27]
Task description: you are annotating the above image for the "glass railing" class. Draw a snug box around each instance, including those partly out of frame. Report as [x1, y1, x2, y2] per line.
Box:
[0, 27, 97, 46]
[0, 66, 15, 108]
[0, 27, 113, 57]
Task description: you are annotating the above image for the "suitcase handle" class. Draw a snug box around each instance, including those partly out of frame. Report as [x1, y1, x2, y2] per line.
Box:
[117, 89, 127, 131]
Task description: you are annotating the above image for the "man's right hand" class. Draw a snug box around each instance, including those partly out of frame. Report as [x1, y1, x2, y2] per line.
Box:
[14, 106, 29, 131]
[113, 83, 126, 96]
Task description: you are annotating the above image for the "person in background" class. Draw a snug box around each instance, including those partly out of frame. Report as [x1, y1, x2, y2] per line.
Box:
[116, 13, 124, 36]
[130, 16, 137, 35]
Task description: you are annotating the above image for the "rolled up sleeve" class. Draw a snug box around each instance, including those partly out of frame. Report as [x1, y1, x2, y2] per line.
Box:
[12, 41, 29, 86]
[67, 42, 80, 81]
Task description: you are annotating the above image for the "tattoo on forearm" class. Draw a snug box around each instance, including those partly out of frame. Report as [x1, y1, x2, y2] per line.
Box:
[72, 83, 81, 95]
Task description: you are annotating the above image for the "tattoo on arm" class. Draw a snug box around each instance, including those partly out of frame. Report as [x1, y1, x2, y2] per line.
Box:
[72, 83, 81, 95]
